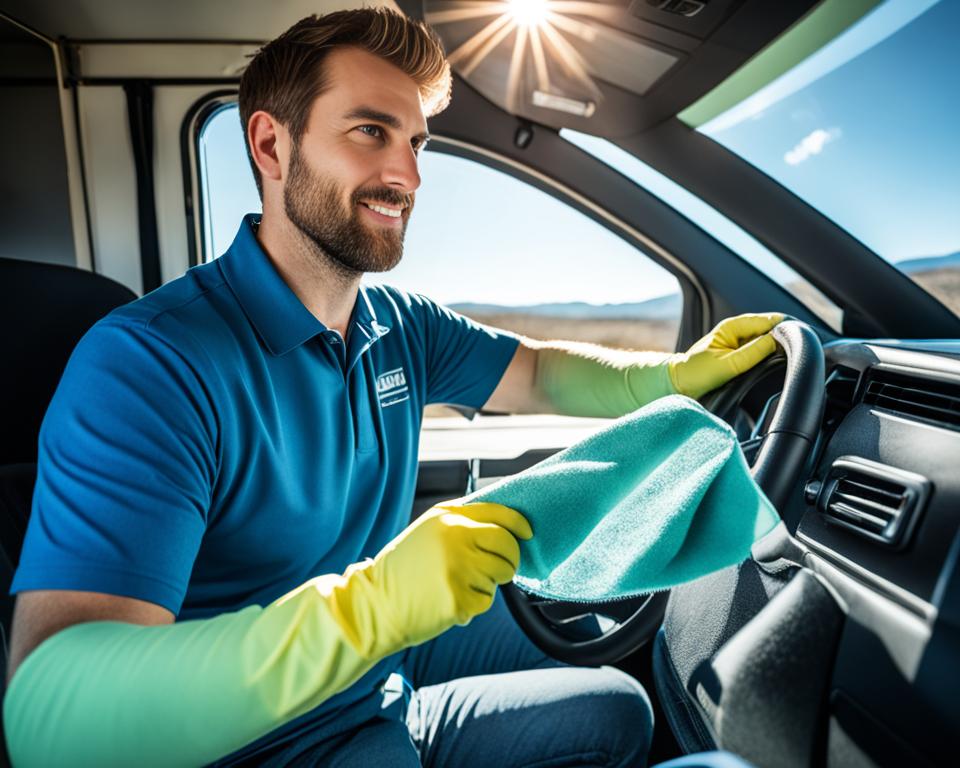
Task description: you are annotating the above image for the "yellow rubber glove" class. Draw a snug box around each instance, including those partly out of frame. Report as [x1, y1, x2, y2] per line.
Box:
[335, 500, 534, 658]
[4, 500, 531, 768]
[667, 312, 784, 400]
[534, 313, 784, 418]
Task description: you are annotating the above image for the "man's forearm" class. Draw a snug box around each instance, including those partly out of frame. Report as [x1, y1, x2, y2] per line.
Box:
[487, 314, 782, 417]
[533, 341, 676, 418]
[3, 573, 386, 768]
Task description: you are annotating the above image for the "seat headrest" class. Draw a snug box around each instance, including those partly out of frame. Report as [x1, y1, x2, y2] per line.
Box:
[0, 258, 137, 465]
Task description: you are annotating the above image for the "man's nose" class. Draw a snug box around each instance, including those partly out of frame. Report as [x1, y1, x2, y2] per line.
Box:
[380, 143, 421, 193]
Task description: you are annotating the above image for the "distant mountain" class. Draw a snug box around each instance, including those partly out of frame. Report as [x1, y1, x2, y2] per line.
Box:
[450, 292, 682, 321]
[895, 251, 960, 274]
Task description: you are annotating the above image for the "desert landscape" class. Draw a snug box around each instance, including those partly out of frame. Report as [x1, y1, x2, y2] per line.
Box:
[461, 313, 680, 352]
[422, 259, 959, 419]
[910, 268, 960, 316]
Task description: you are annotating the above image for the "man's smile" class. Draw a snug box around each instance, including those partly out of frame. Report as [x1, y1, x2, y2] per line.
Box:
[358, 200, 406, 226]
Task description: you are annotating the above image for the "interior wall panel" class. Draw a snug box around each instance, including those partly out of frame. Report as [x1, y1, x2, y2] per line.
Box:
[154, 85, 217, 284]
[78, 85, 142, 294]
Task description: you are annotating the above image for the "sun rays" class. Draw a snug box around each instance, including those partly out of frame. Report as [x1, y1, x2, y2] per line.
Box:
[427, 0, 607, 117]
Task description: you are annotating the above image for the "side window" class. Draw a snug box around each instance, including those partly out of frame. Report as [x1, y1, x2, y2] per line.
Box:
[198, 104, 684, 437]
[368, 150, 683, 420]
[198, 103, 261, 259]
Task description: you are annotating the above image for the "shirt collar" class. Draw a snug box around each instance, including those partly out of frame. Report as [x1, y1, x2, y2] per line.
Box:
[345, 285, 391, 372]
[219, 215, 390, 357]
[352, 285, 392, 344]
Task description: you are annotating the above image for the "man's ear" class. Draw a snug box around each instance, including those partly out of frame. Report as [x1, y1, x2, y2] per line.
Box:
[248, 111, 288, 185]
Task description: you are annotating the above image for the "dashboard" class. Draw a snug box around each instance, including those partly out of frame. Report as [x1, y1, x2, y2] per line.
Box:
[660, 337, 960, 768]
[794, 339, 958, 766]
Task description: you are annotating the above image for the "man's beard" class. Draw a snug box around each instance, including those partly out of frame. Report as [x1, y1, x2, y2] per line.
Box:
[283, 143, 413, 275]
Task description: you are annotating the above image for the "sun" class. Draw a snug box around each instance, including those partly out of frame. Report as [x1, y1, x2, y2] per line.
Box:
[430, 0, 602, 116]
[508, 0, 550, 28]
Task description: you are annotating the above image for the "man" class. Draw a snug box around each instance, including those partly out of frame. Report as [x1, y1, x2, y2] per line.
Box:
[5, 8, 781, 767]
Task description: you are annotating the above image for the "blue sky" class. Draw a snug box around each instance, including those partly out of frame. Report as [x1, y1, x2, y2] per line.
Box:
[201, 0, 958, 308]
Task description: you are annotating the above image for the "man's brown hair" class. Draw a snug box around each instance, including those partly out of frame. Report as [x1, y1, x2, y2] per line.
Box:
[239, 7, 452, 196]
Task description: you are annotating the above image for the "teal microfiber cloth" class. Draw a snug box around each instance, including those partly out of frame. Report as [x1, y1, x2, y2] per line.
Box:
[465, 395, 780, 601]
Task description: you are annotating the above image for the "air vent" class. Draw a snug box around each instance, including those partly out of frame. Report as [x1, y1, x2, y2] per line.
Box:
[818, 457, 930, 548]
[862, 369, 960, 430]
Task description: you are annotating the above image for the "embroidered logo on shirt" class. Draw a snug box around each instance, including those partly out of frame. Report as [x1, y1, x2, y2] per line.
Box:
[376, 367, 409, 408]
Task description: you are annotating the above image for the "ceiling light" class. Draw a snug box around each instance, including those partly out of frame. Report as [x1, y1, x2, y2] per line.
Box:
[509, 0, 550, 29]
[532, 90, 596, 117]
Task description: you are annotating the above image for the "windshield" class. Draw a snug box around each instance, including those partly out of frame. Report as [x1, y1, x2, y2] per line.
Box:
[689, 0, 959, 319]
[562, 129, 843, 330]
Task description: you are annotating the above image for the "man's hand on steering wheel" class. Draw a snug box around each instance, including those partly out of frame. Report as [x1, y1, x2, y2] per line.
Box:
[666, 312, 785, 400]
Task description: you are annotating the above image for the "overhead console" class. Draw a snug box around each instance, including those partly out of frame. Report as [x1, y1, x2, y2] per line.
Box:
[400, 0, 819, 136]
[630, 0, 751, 39]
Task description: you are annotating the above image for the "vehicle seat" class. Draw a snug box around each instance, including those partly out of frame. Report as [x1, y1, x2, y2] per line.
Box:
[0, 256, 136, 675]
[0, 257, 135, 767]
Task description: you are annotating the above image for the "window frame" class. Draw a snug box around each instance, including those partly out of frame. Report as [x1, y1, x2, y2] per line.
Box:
[181, 89, 239, 270]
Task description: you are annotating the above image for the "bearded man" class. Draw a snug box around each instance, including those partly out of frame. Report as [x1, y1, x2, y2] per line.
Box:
[5, 8, 781, 766]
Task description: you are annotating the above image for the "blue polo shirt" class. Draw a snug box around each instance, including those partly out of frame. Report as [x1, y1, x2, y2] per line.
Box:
[12, 215, 520, 757]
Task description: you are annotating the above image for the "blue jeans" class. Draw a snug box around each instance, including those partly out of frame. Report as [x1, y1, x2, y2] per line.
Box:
[258, 592, 654, 767]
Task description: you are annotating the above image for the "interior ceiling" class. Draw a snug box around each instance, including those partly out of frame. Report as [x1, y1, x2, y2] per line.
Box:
[0, 0, 397, 41]
[2, 0, 821, 138]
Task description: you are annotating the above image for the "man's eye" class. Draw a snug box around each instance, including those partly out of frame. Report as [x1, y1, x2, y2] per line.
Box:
[357, 125, 383, 139]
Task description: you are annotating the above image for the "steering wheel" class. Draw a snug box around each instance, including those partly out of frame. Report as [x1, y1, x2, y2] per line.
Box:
[502, 320, 825, 665]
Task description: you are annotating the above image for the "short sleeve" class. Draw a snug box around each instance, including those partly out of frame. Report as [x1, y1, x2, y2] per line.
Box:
[11, 319, 218, 615]
[410, 294, 520, 408]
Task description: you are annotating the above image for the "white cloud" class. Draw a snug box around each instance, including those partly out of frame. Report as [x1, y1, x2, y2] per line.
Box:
[784, 127, 842, 166]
